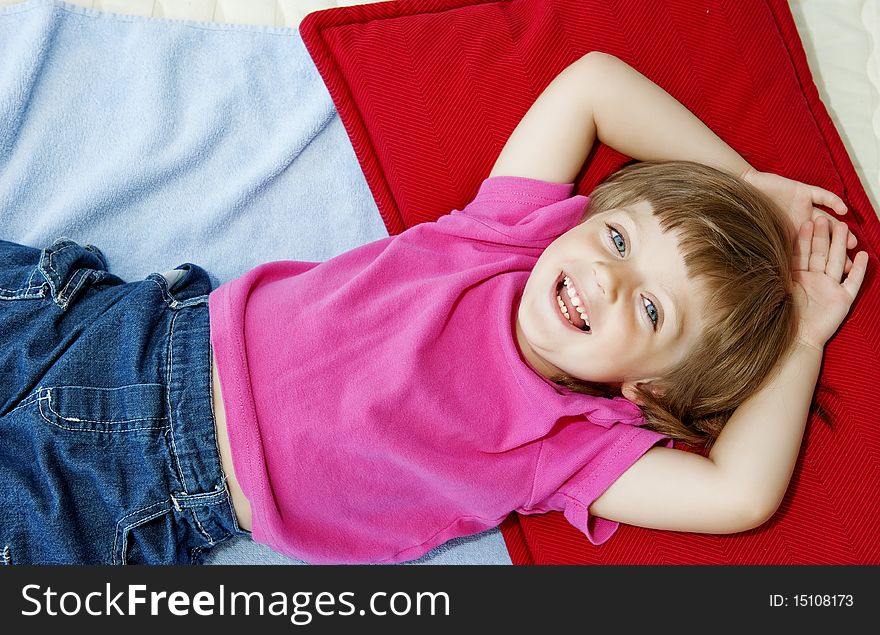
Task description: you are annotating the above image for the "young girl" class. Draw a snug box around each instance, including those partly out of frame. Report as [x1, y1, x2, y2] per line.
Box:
[0, 52, 867, 565]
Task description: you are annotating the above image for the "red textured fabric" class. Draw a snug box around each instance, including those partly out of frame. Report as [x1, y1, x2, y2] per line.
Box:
[301, 0, 880, 564]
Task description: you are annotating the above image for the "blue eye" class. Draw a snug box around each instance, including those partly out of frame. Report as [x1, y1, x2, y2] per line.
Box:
[643, 296, 659, 329]
[607, 225, 626, 255]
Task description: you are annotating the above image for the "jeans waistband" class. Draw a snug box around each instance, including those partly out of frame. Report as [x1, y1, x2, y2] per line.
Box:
[151, 267, 240, 546]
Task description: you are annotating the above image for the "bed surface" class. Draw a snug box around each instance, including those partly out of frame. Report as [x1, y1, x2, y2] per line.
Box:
[1, 0, 876, 214]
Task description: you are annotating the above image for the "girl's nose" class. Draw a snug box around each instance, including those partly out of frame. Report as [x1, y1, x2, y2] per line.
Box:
[594, 262, 628, 302]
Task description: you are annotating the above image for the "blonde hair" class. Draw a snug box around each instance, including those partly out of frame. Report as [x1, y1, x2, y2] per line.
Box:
[560, 161, 797, 449]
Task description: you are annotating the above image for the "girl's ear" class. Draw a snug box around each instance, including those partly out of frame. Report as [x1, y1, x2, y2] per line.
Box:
[621, 379, 664, 404]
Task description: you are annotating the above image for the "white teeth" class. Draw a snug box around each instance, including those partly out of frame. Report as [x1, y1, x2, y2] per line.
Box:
[563, 276, 580, 302]
[561, 274, 589, 326]
[556, 293, 570, 319]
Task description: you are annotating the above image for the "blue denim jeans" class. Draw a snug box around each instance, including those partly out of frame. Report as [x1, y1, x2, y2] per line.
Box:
[0, 238, 241, 564]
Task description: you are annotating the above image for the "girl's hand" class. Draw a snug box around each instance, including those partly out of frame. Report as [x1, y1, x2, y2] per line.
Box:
[743, 168, 858, 270]
[791, 217, 868, 352]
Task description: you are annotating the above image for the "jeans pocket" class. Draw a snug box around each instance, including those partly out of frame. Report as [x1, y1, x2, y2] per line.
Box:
[36, 384, 168, 433]
[114, 500, 178, 564]
[36, 384, 179, 563]
[4, 382, 175, 563]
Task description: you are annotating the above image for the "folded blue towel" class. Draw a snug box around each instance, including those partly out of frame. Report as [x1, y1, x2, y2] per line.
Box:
[0, 0, 511, 565]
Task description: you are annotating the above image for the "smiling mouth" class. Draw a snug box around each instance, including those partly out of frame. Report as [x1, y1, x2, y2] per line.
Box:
[556, 272, 591, 332]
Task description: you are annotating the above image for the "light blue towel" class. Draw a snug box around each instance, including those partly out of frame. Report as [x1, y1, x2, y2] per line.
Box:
[0, 0, 511, 565]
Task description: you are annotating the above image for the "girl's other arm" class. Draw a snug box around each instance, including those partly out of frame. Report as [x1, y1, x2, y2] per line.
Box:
[489, 51, 751, 183]
[589, 219, 868, 534]
[588, 340, 823, 533]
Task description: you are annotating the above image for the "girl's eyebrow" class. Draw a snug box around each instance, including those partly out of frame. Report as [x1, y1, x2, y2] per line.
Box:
[618, 208, 685, 338]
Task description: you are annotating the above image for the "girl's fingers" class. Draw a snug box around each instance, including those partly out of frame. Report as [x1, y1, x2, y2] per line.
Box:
[842, 251, 869, 300]
[811, 207, 857, 249]
[812, 186, 847, 215]
[825, 220, 849, 281]
[847, 231, 858, 250]
[809, 216, 831, 272]
[794, 220, 812, 271]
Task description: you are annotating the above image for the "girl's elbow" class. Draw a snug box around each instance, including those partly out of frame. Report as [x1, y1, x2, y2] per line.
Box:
[733, 493, 782, 532]
[580, 51, 621, 66]
[708, 483, 781, 533]
[577, 51, 620, 78]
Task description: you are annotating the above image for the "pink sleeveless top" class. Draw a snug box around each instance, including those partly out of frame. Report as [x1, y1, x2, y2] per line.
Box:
[209, 176, 669, 563]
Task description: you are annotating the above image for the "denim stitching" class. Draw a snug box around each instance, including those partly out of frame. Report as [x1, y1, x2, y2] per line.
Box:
[190, 545, 206, 565]
[41, 240, 86, 304]
[166, 311, 189, 491]
[45, 241, 79, 272]
[0, 283, 46, 300]
[145, 277, 176, 306]
[112, 500, 170, 565]
[42, 242, 78, 281]
[58, 269, 95, 307]
[190, 491, 236, 545]
[148, 279, 209, 310]
[0, 265, 47, 299]
[37, 389, 169, 431]
[173, 296, 208, 309]
[56, 270, 81, 307]
[172, 487, 228, 506]
[145, 275, 209, 310]
[6, 393, 41, 415]
[190, 531, 234, 565]
[44, 383, 165, 391]
[38, 242, 77, 303]
[224, 494, 242, 533]
[26, 265, 39, 289]
[169, 488, 229, 548]
[119, 508, 173, 565]
[43, 395, 167, 424]
[40, 388, 168, 425]
[190, 508, 216, 545]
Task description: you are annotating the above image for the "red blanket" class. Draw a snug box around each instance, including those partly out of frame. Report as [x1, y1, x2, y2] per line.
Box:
[301, 0, 879, 564]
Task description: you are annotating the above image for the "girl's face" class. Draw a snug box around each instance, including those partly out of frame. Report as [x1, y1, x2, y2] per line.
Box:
[516, 201, 708, 398]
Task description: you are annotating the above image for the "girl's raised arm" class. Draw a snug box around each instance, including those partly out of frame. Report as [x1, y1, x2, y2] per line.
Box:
[492, 52, 856, 255]
[489, 52, 752, 183]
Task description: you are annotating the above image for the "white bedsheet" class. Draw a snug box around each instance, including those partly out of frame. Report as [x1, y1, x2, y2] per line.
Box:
[790, 0, 879, 213]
